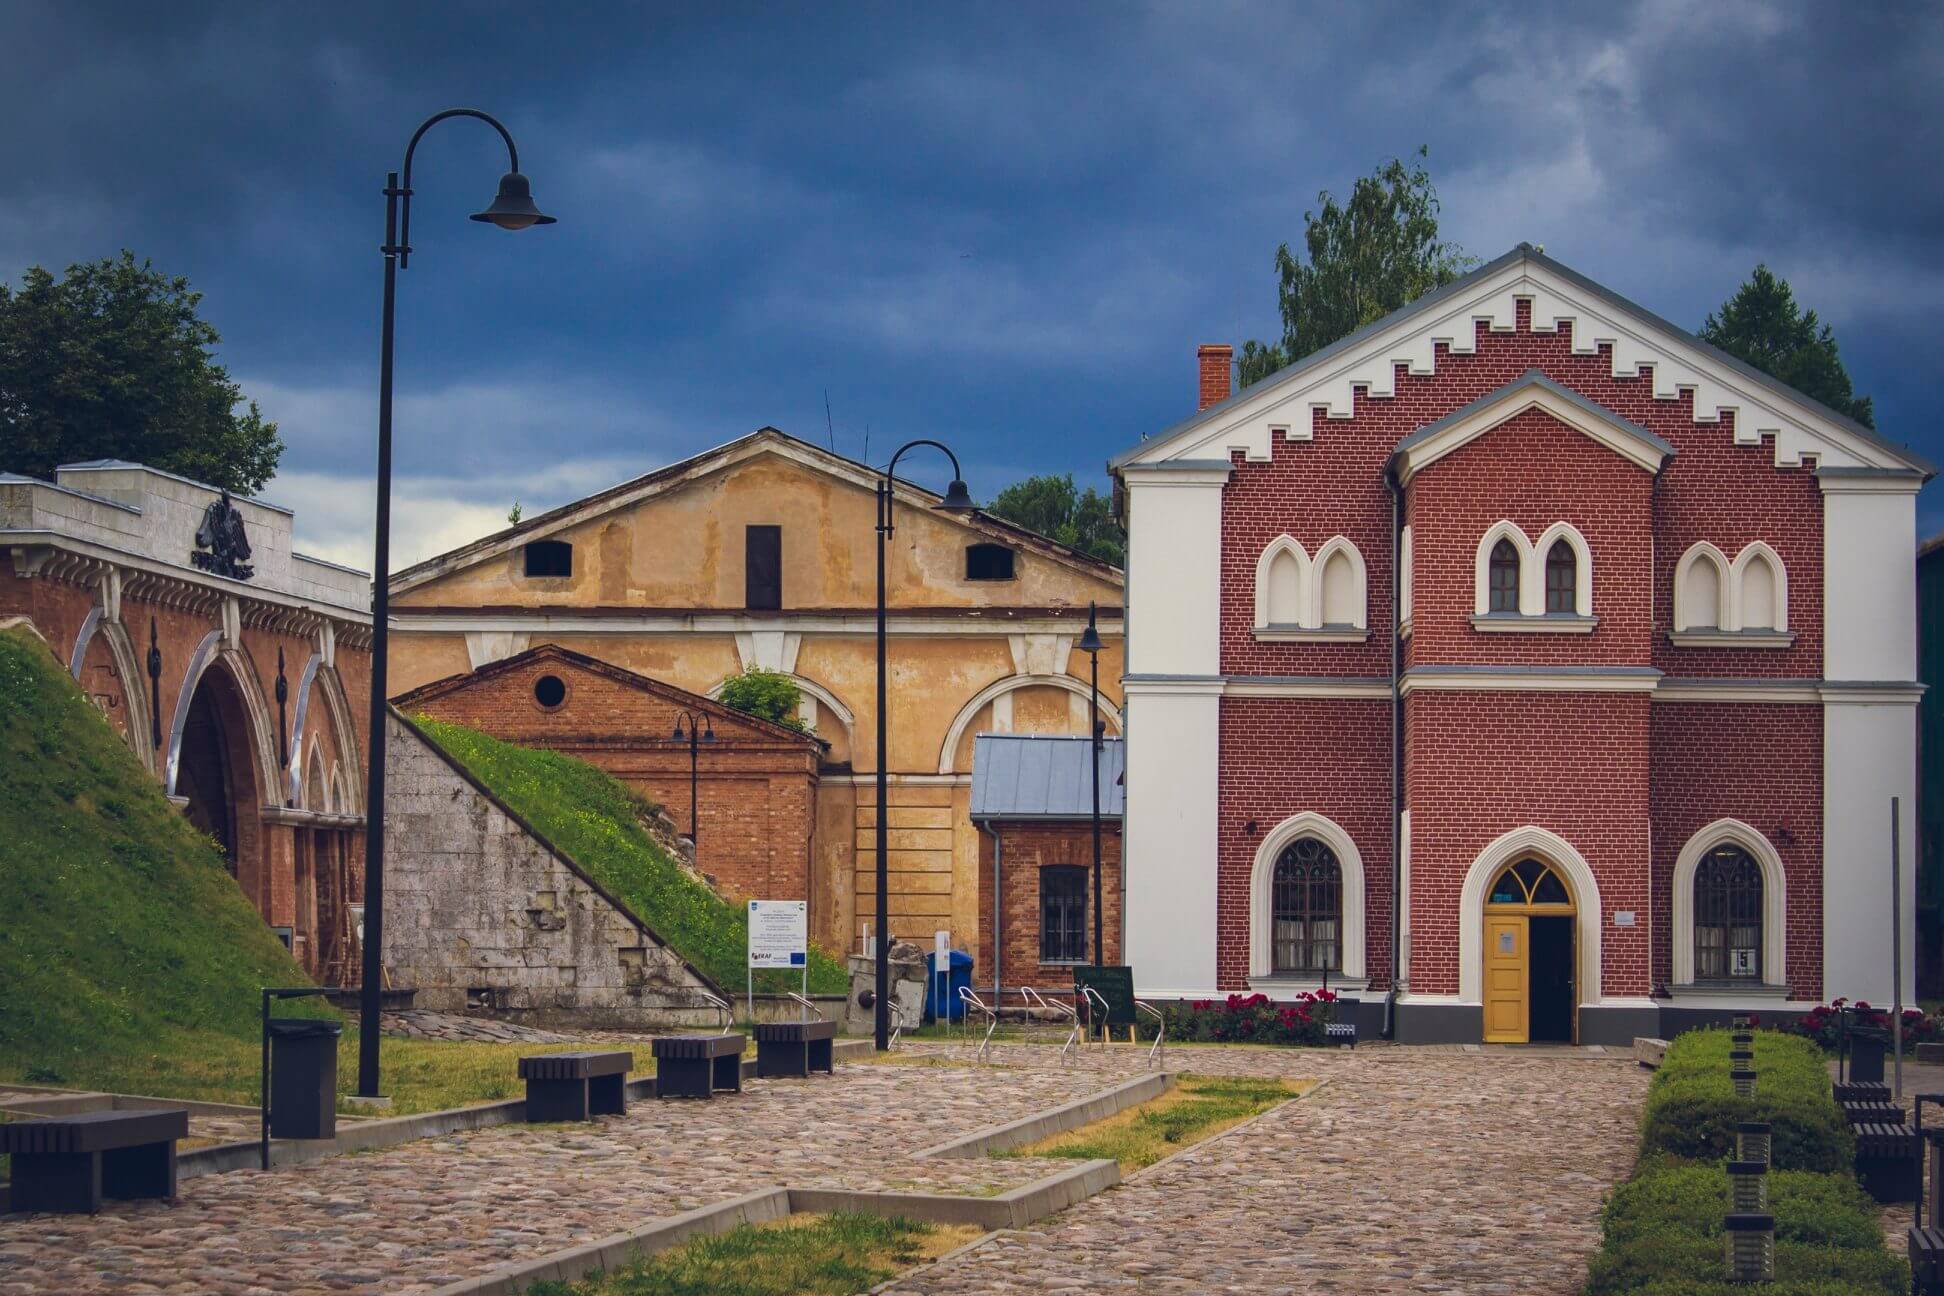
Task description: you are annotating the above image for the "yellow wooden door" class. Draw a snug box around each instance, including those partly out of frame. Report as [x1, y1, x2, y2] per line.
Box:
[1482, 914, 1528, 1043]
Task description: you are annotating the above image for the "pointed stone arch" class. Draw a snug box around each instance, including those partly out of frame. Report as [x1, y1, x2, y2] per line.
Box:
[1458, 826, 1603, 1006]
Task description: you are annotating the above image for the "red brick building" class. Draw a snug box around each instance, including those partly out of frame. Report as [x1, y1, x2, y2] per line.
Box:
[970, 734, 1124, 1000]
[1, 462, 372, 982]
[392, 644, 823, 910]
[1111, 245, 1933, 1044]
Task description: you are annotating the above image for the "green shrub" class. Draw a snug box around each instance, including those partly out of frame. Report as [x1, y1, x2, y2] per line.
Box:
[1638, 1030, 1852, 1171]
[1602, 1160, 1881, 1250]
[717, 668, 809, 733]
[1586, 1230, 1905, 1295]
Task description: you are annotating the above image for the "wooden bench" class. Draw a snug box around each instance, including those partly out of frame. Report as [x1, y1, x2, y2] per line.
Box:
[1844, 1101, 1907, 1127]
[0, 1109, 188, 1214]
[753, 1019, 838, 1078]
[1908, 1103, 1944, 1291]
[1835, 1080, 1892, 1105]
[517, 1051, 632, 1122]
[1855, 1121, 1921, 1202]
[651, 1034, 746, 1099]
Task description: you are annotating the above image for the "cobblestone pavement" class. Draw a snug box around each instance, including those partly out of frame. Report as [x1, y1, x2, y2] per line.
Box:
[373, 1009, 583, 1043]
[0, 1061, 1097, 1295]
[883, 1042, 1650, 1296]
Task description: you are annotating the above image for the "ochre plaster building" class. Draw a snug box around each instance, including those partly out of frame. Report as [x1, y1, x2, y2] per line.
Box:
[1, 461, 372, 981]
[384, 429, 1125, 956]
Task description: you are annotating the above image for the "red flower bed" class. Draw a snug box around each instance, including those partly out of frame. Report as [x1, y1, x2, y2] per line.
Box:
[1160, 989, 1338, 1046]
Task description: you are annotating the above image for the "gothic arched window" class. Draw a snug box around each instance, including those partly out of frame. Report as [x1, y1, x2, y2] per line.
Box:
[1488, 538, 1520, 614]
[1545, 540, 1577, 614]
[1272, 838, 1342, 973]
[1695, 844, 1763, 980]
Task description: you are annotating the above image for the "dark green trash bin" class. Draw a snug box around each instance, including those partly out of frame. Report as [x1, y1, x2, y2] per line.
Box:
[1850, 1026, 1889, 1084]
[268, 1017, 342, 1139]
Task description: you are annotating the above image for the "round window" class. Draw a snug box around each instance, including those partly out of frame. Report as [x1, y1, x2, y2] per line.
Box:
[533, 674, 567, 709]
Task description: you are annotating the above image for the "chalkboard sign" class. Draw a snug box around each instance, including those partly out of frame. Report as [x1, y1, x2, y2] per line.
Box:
[1072, 964, 1136, 1027]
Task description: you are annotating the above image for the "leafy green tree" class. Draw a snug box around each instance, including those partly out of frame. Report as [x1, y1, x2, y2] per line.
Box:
[0, 252, 281, 492]
[1239, 148, 1475, 388]
[985, 473, 1124, 567]
[1698, 264, 1874, 428]
[718, 667, 808, 732]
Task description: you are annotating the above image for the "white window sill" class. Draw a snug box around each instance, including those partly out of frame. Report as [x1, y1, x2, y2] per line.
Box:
[1667, 629, 1795, 649]
[1469, 613, 1598, 634]
[1253, 625, 1368, 643]
[1665, 981, 1791, 1000]
[1247, 975, 1369, 995]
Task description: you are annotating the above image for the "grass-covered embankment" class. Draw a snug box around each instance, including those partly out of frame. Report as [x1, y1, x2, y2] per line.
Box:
[0, 627, 334, 1092]
[410, 716, 848, 997]
[1583, 1028, 1904, 1295]
[525, 1212, 980, 1295]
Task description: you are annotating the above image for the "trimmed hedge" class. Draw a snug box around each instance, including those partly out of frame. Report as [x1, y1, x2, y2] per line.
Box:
[1581, 1028, 1903, 1294]
[1638, 1030, 1853, 1172]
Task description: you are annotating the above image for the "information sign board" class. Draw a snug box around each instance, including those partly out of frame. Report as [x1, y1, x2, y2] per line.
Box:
[748, 899, 808, 969]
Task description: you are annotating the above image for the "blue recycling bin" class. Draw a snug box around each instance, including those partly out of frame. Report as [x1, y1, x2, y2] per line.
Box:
[925, 950, 974, 1022]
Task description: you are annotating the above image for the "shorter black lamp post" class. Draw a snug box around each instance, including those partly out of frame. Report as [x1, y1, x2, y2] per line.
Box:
[672, 710, 714, 854]
[1077, 601, 1105, 968]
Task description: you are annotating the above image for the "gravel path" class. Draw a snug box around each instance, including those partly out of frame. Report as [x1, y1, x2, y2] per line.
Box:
[885, 1043, 1650, 1295]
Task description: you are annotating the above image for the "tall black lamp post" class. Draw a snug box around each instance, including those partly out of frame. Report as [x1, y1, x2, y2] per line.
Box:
[358, 109, 555, 1099]
[672, 709, 715, 853]
[874, 442, 975, 1049]
[1078, 601, 1105, 966]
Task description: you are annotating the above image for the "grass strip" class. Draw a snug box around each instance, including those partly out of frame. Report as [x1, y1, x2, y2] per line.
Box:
[524, 1212, 982, 1296]
[993, 1073, 1306, 1173]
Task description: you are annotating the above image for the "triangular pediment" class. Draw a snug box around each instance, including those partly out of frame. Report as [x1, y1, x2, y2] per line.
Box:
[1114, 244, 1933, 479]
[1390, 370, 1673, 483]
[390, 642, 820, 745]
[392, 428, 1122, 599]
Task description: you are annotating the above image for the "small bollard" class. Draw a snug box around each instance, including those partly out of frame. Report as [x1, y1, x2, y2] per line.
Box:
[1726, 1157, 1768, 1210]
[1732, 1013, 1752, 1031]
[1737, 1120, 1772, 1166]
[1731, 1066, 1757, 1099]
[1724, 1212, 1776, 1282]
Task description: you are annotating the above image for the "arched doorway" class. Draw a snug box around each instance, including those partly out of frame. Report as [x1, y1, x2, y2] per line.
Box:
[174, 662, 265, 908]
[1482, 858, 1577, 1044]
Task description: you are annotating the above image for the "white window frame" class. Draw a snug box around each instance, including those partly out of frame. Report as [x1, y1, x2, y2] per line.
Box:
[1470, 520, 1595, 632]
[1252, 535, 1367, 642]
[1670, 818, 1787, 991]
[1248, 811, 1367, 984]
[1669, 541, 1793, 647]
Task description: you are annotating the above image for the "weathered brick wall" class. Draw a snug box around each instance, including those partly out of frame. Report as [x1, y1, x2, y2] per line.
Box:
[1405, 690, 1653, 997]
[1650, 701, 1823, 999]
[400, 650, 821, 907]
[975, 822, 1122, 989]
[1217, 696, 1394, 991]
[380, 712, 716, 1025]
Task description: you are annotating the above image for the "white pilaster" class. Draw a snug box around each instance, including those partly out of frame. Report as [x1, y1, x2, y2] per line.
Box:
[1120, 462, 1229, 996]
[1819, 471, 1921, 1003]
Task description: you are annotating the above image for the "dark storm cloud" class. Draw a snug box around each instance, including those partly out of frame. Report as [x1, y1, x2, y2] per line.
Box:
[3, 1, 1939, 564]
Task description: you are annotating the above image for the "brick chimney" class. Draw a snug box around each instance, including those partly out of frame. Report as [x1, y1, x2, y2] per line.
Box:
[1197, 344, 1233, 410]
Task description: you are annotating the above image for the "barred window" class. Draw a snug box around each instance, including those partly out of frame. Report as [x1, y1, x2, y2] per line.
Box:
[1272, 838, 1342, 973]
[1040, 866, 1088, 964]
[1545, 540, 1577, 614]
[1695, 845, 1763, 980]
[1488, 538, 1520, 613]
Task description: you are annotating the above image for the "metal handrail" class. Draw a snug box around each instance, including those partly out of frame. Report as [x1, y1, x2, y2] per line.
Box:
[1021, 986, 1081, 1062]
[1137, 999, 1165, 1070]
[786, 991, 826, 1022]
[1080, 985, 1112, 1048]
[958, 986, 998, 1063]
[695, 989, 734, 1036]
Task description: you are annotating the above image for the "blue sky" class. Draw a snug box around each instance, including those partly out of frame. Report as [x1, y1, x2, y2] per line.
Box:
[5, 1, 1940, 568]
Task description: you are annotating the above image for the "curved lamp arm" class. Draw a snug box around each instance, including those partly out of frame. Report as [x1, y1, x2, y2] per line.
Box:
[885, 438, 965, 487]
[394, 108, 523, 269]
